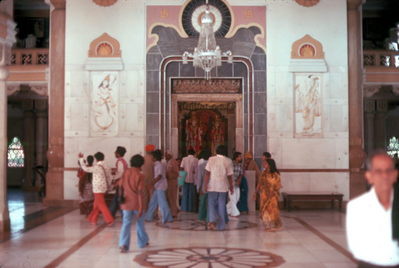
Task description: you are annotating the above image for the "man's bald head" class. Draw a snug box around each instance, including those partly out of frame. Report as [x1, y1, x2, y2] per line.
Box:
[366, 151, 395, 171]
[365, 150, 397, 191]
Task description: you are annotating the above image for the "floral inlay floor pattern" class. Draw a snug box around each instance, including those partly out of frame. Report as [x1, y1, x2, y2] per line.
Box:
[134, 247, 285, 267]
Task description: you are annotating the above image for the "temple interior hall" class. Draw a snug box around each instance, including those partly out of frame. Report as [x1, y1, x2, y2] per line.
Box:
[0, 0, 399, 267]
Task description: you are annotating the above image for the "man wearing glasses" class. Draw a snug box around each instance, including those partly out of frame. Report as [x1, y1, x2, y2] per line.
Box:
[346, 151, 399, 268]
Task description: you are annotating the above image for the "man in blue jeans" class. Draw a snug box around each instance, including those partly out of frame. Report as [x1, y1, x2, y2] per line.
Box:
[145, 149, 173, 224]
[204, 145, 234, 231]
[119, 154, 149, 252]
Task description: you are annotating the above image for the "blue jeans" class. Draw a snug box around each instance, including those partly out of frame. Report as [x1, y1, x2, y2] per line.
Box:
[181, 182, 197, 212]
[119, 210, 149, 249]
[145, 189, 173, 224]
[207, 192, 228, 230]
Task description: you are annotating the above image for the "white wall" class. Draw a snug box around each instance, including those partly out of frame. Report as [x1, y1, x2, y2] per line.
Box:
[64, 0, 147, 199]
[266, 0, 350, 199]
[63, 0, 350, 200]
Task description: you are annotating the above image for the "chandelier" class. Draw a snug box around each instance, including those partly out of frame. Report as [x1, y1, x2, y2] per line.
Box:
[183, 0, 233, 79]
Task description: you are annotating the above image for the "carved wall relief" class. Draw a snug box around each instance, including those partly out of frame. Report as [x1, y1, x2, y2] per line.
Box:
[171, 78, 242, 94]
[294, 73, 322, 137]
[90, 72, 119, 136]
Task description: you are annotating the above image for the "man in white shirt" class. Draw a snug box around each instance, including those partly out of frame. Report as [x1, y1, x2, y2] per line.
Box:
[78, 152, 114, 226]
[180, 149, 199, 212]
[346, 151, 399, 268]
[204, 145, 234, 231]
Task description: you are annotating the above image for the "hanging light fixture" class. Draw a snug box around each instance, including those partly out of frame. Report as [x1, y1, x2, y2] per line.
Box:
[183, 0, 233, 79]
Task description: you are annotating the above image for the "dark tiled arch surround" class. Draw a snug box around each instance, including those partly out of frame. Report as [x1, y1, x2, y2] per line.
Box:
[146, 26, 267, 158]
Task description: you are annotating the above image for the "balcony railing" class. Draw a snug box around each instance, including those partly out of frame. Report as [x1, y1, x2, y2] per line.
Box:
[11, 48, 49, 65]
[7, 49, 49, 82]
[364, 50, 399, 68]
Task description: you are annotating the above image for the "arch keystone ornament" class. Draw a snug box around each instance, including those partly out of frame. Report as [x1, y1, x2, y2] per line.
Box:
[88, 33, 121, 58]
[291, 34, 324, 59]
[92, 0, 117, 7]
[294, 0, 320, 7]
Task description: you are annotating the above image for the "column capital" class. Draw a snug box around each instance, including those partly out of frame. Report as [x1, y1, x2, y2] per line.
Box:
[35, 99, 48, 114]
[364, 85, 381, 98]
[22, 99, 34, 112]
[347, 0, 365, 10]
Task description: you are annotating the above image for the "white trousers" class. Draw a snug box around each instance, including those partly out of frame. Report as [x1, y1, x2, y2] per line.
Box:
[227, 186, 241, 217]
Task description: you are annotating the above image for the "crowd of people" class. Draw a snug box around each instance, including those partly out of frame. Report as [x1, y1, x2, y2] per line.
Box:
[76, 144, 283, 252]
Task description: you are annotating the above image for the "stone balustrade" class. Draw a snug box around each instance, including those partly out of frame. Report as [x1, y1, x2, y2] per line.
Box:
[11, 48, 49, 66]
[364, 49, 399, 68]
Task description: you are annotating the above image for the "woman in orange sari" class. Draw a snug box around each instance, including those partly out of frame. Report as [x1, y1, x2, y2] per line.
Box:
[256, 158, 282, 231]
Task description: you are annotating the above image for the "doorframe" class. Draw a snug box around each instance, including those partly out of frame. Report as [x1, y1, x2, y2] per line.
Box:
[170, 94, 243, 158]
[159, 56, 255, 154]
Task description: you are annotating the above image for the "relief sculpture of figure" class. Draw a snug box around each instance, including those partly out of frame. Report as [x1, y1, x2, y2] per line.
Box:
[295, 75, 321, 134]
[211, 115, 226, 154]
[93, 74, 117, 131]
[186, 113, 202, 153]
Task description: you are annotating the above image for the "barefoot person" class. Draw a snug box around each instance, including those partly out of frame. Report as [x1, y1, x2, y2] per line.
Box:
[346, 151, 399, 268]
[118, 154, 149, 252]
[165, 152, 179, 218]
[145, 150, 173, 224]
[227, 152, 243, 217]
[256, 158, 282, 232]
[197, 150, 211, 222]
[180, 149, 199, 212]
[142, 144, 155, 212]
[204, 145, 234, 231]
[109, 146, 128, 218]
[77, 155, 94, 215]
[78, 152, 114, 226]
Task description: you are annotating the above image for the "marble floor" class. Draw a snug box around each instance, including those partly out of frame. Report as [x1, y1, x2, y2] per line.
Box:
[1, 189, 74, 243]
[0, 208, 357, 268]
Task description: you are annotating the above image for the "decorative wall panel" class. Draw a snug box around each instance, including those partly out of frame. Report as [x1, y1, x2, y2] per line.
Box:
[90, 72, 119, 136]
[294, 73, 322, 137]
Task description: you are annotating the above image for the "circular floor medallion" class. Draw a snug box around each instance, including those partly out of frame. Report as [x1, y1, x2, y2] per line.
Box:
[134, 247, 285, 267]
[155, 219, 257, 231]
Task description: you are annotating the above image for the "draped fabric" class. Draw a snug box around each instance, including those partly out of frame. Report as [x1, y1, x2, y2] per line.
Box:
[259, 171, 282, 229]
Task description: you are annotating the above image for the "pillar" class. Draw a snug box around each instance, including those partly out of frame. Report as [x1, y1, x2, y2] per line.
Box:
[44, 0, 66, 205]
[374, 100, 388, 149]
[364, 99, 376, 154]
[0, 0, 17, 233]
[34, 99, 48, 187]
[0, 61, 9, 232]
[347, 0, 366, 199]
[22, 100, 35, 189]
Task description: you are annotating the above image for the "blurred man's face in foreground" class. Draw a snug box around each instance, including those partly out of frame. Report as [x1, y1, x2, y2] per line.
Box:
[366, 154, 398, 192]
